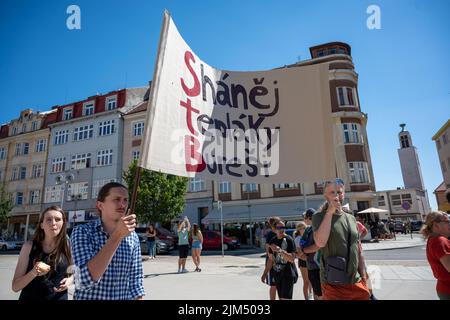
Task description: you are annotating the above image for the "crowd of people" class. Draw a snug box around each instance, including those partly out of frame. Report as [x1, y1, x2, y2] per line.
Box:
[259, 179, 449, 300]
[9, 180, 450, 300]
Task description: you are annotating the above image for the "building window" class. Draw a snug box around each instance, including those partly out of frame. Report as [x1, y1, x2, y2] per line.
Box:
[92, 179, 116, 198]
[0, 147, 6, 160]
[22, 143, 29, 155]
[0, 169, 3, 182]
[74, 125, 94, 141]
[31, 121, 38, 131]
[436, 139, 441, 150]
[44, 185, 62, 203]
[14, 143, 21, 156]
[63, 108, 73, 120]
[189, 178, 206, 192]
[22, 124, 27, 133]
[19, 167, 27, 180]
[71, 153, 91, 170]
[348, 162, 369, 184]
[32, 164, 43, 178]
[16, 192, 24, 205]
[377, 195, 385, 207]
[51, 157, 66, 173]
[11, 167, 18, 181]
[337, 87, 356, 107]
[54, 130, 69, 145]
[132, 150, 140, 160]
[219, 181, 231, 193]
[106, 97, 117, 110]
[338, 88, 345, 106]
[12, 127, 17, 135]
[342, 123, 362, 144]
[29, 190, 40, 205]
[443, 133, 448, 145]
[391, 194, 401, 206]
[402, 193, 412, 205]
[97, 149, 113, 166]
[67, 182, 89, 201]
[83, 103, 94, 116]
[243, 183, 258, 192]
[442, 161, 447, 173]
[133, 122, 145, 137]
[99, 120, 116, 136]
[35, 139, 46, 153]
[274, 183, 297, 190]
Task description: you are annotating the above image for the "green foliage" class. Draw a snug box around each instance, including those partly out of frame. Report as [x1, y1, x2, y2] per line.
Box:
[0, 183, 13, 224]
[123, 160, 188, 224]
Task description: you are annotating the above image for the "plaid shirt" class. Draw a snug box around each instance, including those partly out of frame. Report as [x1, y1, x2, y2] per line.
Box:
[71, 219, 145, 300]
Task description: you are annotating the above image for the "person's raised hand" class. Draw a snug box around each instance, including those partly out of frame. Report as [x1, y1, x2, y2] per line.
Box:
[113, 209, 136, 239]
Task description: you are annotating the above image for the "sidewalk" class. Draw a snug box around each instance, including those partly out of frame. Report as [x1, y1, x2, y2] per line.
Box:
[134, 255, 438, 300]
[361, 233, 425, 251]
[200, 234, 425, 256]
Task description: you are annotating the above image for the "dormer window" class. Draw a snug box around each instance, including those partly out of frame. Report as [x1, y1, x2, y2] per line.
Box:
[83, 102, 95, 116]
[106, 96, 117, 111]
[63, 108, 73, 120]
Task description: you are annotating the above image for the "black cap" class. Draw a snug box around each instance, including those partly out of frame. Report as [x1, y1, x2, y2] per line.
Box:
[304, 208, 316, 219]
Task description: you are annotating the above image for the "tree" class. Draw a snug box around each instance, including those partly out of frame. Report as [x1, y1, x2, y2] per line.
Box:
[0, 183, 13, 224]
[123, 160, 188, 224]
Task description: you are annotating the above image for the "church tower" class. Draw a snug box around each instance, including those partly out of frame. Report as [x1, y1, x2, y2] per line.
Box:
[398, 124, 425, 190]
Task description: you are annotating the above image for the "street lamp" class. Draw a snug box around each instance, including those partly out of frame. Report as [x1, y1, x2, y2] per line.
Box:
[55, 173, 74, 211]
[218, 200, 224, 257]
[70, 193, 82, 227]
[247, 192, 253, 247]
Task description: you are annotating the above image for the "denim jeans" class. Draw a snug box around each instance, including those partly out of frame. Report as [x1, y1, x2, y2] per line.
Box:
[147, 240, 156, 257]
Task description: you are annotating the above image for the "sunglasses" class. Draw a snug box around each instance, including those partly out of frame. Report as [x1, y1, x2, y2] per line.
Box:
[324, 178, 345, 187]
[276, 226, 286, 230]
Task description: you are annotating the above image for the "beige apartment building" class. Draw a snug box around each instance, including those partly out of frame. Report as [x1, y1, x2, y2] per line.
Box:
[122, 101, 148, 173]
[432, 119, 450, 213]
[0, 109, 57, 241]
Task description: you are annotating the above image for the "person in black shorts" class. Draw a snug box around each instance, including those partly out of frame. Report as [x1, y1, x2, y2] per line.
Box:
[294, 221, 312, 300]
[260, 216, 280, 300]
[299, 208, 322, 300]
[263, 220, 297, 300]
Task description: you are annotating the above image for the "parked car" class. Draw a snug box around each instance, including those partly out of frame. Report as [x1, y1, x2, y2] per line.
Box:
[0, 238, 17, 251]
[201, 230, 240, 250]
[410, 220, 423, 232]
[135, 227, 178, 248]
[156, 226, 178, 247]
[394, 221, 407, 234]
[138, 235, 174, 255]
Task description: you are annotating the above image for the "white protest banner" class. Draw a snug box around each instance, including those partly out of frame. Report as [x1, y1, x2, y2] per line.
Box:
[140, 11, 335, 183]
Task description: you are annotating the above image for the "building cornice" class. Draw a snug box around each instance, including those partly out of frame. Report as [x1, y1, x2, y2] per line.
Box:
[432, 119, 450, 141]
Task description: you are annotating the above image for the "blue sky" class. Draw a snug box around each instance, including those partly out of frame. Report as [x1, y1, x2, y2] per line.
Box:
[0, 0, 448, 209]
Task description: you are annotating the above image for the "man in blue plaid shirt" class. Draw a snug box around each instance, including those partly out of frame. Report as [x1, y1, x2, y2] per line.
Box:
[71, 182, 145, 300]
